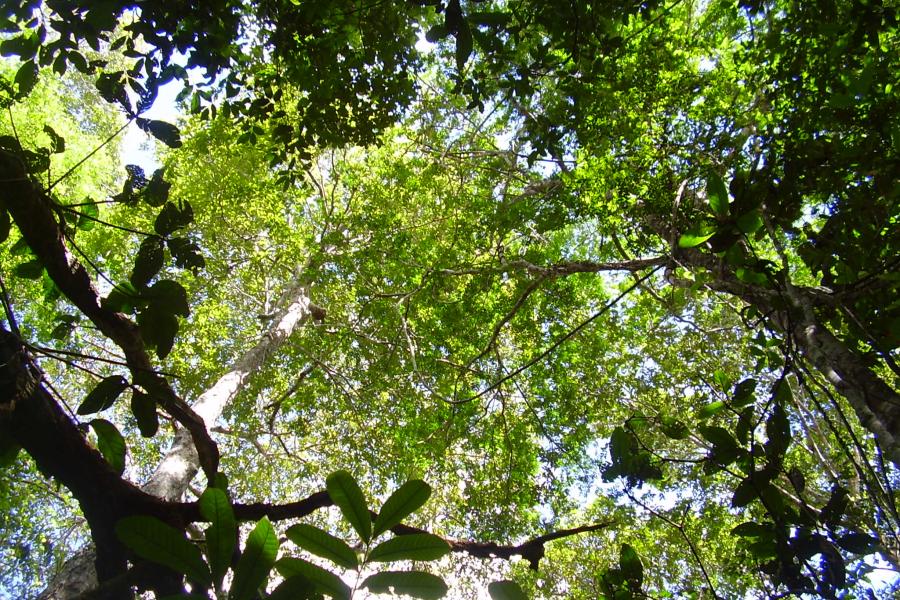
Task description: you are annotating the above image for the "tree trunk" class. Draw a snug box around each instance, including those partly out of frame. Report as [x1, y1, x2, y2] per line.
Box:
[38, 274, 324, 598]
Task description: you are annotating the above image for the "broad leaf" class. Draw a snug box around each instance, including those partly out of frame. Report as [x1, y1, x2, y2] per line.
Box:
[115, 515, 211, 586]
[130, 390, 159, 437]
[267, 575, 320, 600]
[678, 225, 716, 248]
[373, 480, 431, 538]
[367, 533, 450, 563]
[199, 487, 236, 587]
[619, 544, 643, 585]
[488, 580, 528, 600]
[89, 419, 126, 474]
[275, 557, 351, 600]
[706, 170, 729, 216]
[286, 523, 358, 569]
[131, 237, 165, 288]
[230, 516, 278, 600]
[138, 305, 179, 359]
[326, 470, 371, 543]
[362, 571, 448, 599]
[146, 280, 190, 317]
[77, 376, 128, 415]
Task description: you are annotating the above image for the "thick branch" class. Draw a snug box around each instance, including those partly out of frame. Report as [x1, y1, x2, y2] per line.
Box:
[0, 149, 218, 481]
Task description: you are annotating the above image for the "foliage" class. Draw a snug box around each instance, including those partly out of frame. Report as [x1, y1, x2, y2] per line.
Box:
[0, 0, 898, 599]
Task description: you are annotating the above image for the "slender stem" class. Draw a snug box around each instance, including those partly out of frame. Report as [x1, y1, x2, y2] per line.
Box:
[448, 265, 662, 404]
[48, 119, 132, 192]
[626, 490, 721, 599]
[0, 270, 21, 337]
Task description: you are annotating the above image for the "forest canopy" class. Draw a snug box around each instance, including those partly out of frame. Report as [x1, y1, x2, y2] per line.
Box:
[0, 0, 898, 598]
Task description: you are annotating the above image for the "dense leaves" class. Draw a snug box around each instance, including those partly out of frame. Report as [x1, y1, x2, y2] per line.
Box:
[0, 0, 898, 598]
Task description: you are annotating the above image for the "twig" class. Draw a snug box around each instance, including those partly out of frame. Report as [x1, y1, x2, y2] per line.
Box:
[447, 265, 662, 404]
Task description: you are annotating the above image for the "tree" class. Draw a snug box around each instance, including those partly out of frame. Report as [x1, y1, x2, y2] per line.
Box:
[1, 0, 898, 598]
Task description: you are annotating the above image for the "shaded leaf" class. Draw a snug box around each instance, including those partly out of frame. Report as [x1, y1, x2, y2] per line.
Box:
[267, 575, 320, 600]
[231, 516, 278, 600]
[275, 557, 350, 600]
[146, 280, 190, 317]
[373, 480, 431, 538]
[368, 533, 450, 563]
[77, 375, 128, 415]
[130, 237, 165, 288]
[619, 544, 643, 585]
[90, 419, 126, 474]
[0, 207, 9, 243]
[199, 487, 236, 586]
[138, 305, 179, 359]
[326, 470, 371, 543]
[706, 170, 729, 216]
[155, 201, 194, 236]
[15, 60, 38, 96]
[362, 571, 448, 599]
[130, 389, 158, 437]
[43, 125, 65, 153]
[115, 515, 211, 586]
[286, 524, 358, 570]
[14, 259, 44, 279]
[488, 580, 528, 600]
[836, 532, 879, 555]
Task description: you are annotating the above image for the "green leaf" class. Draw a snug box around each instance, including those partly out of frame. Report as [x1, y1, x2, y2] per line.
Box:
[619, 544, 643, 585]
[43, 125, 65, 153]
[102, 281, 142, 314]
[115, 515, 212, 586]
[267, 575, 320, 600]
[488, 580, 528, 600]
[75, 200, 99, 231]
[131, 237, 165, 288]
[230, 516, 279, 600]
[731, 522, 772, 538]
[736, 209, 763, 234]
[130, 389, 158, 437]
[326, 470, 371, 543]
[678, 225, 717, 248]
[368, 533, 450, 563]
[286, 524, 358, 570]
[455, 23, 473, 71]
[373, 480, 431, 538]
[275, 557, 351, 600]
[362, 571, 448, 599]
[696, 400, 726, 419]
[13, 259, 44, 279]
[15, 60, 38, 96]
[138, 305, 179, 359]
[706, 170, 729, 216]
[89, 419, 126, 474]
[77, 376, 128, 415]
[199, 487, 236, 587]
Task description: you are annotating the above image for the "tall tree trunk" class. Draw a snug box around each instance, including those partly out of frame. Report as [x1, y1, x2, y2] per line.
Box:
[38, 274, 324, 599]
